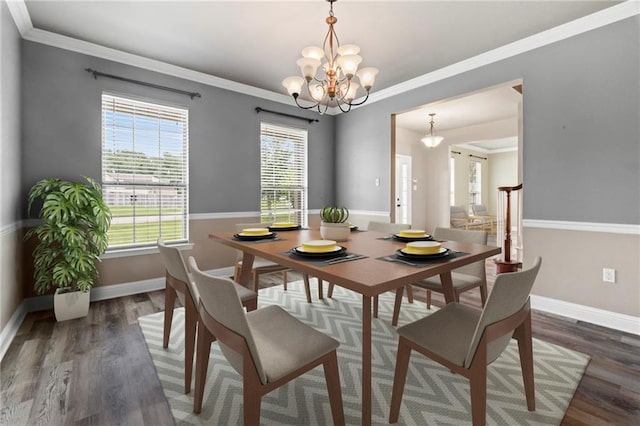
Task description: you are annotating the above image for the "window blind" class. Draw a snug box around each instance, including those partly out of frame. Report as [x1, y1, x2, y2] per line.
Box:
[101, 94, 189, 249]
[260, 122, 308, 227]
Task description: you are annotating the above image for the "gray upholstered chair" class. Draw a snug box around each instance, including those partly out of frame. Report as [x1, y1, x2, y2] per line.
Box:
[450, 205, 485, 230]
[471, 204, 497, 233]
[391, 227, 488, 326]
[188, 257, 345, 425]
[389, 257, 542, 426]
[157, 239, 258, 394]
[234, 223, 293, 293]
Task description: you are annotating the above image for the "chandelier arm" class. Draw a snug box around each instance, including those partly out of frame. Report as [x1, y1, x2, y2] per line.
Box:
[293, 94, 321, 110]
[344, 90, 371, 107]
[317, 102, 330, 115]
[336, 98, 352, 113]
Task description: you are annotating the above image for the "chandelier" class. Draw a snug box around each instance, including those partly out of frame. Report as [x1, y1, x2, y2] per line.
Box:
[421, 113, 444, 148]
[282, 0, 378, 114]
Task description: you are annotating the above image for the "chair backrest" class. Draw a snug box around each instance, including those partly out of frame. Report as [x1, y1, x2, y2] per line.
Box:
[450, 205, 469, 219]
[157, 238, 198, 302]
[367, 221, 411, 234]
[432, 227, 488, 278]
[471, 204, 489, 216]
[188, 256, 268, 384]
[463, 257, 542, 368]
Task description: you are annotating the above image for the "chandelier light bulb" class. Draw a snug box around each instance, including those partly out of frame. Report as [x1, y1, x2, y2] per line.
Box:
[296, 57, 321, 81]
[282, 76, 305, 96]
[337, 44, 360, 56]
[336, 54, 362, 79]
[301, 46, 324, 60]
[356, 67, 378, 90]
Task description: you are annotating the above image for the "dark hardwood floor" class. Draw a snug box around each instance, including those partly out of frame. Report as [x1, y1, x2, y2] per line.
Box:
[1, 270, 639, 425]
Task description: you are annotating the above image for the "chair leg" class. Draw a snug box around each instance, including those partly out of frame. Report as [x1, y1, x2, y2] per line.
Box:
[323, 352, 346, 426]
[243, 377, 262, 426]
[184, 297, 198, 394]
[302, 274, 313, 303]
[318, 278, 324, 300]
[405, 284, 414, 303]
[163, 283, 177, 348]
[391, 286, 404, 327]
[515, 314, 536, 411]
[282, 270, 288, 289]
[479, 283, 488, 307]
[193, 322, 215, 414]
[327, 282, 335, 298]
[426, 290, 432, 310]
[469, 366, 488, 426]
[389, 338, 412, 423]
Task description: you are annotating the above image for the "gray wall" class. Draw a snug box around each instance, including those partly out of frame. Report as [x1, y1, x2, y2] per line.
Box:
[20, 42, 336, 217]
[1, 0, 24, 332]
[335, 16, 640, 226]
[1, 1, 22, 226]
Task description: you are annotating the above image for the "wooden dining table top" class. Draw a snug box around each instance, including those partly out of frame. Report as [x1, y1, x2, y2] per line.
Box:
[209, 228, 501, 296]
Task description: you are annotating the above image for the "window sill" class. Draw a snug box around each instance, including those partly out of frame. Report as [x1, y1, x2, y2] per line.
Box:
[101, 242, 195, 259]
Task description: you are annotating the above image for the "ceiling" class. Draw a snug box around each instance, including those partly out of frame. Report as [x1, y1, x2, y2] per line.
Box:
[19, 0, 621, 135]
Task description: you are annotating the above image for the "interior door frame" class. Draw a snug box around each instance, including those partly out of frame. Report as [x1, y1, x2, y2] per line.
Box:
[390, 114, 397, 222]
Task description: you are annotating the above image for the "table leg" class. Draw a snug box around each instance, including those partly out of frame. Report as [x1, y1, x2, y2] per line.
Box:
[237, 252, 255, 288]
[439, 271, 456, 304]
[362, 295, 372, 426]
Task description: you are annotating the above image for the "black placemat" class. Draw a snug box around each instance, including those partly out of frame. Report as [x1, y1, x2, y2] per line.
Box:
[376, 250, 467, 267]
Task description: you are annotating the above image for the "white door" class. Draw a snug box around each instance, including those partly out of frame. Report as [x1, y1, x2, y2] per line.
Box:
[395, 155, 412, 225]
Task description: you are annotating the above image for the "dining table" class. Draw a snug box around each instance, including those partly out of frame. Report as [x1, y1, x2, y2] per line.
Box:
[209, 227, 501, 426]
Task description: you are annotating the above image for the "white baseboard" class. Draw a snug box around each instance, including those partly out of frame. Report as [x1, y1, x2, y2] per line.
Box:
[0, 266, 235, 362]
[0, 303, 27, 361]
[531, 295, 640, 336]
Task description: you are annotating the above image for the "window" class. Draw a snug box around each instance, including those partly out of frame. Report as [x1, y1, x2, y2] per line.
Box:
[469, 160, 482, 206]
[101, 94, 189, 249]
[260, 122, 308, 227]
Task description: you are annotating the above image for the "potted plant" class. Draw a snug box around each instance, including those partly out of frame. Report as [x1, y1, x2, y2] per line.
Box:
[25, 176, 112, 321]
[320, 205, 350, 241]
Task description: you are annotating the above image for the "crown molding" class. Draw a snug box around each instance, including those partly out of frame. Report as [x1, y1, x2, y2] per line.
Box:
[8, 1, 638, 112]
[5, 0, 32, 37]
[20, 27, 296, 106]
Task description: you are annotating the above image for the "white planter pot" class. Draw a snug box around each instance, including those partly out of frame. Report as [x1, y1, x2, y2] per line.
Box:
[320, 222, 350, 242]
[54, 288, 90, 321]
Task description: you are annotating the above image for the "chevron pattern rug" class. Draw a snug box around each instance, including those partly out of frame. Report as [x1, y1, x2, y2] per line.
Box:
[138, 283, 589, 425]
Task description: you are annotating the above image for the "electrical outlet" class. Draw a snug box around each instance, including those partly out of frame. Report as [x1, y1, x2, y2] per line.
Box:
[602, 268, 616, 283]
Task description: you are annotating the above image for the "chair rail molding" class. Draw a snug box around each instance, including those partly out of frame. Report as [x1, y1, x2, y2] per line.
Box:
[523, 219, 640, 235]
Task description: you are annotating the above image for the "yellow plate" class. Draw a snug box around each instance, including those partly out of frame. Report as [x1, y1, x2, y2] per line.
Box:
[271, 222, 296, 228]
[241, 227, 270, 236]
[301, 240, 337, 253]
[398, 229, 427, 238]
[404, 241, 442, 254]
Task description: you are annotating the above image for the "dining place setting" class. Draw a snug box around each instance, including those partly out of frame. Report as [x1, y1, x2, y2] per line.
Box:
[372, 228, 468, 267]
[288, 239, 368, 266]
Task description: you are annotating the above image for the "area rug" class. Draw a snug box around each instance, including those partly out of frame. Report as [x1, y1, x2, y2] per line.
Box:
[138, 283, 589, 425]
